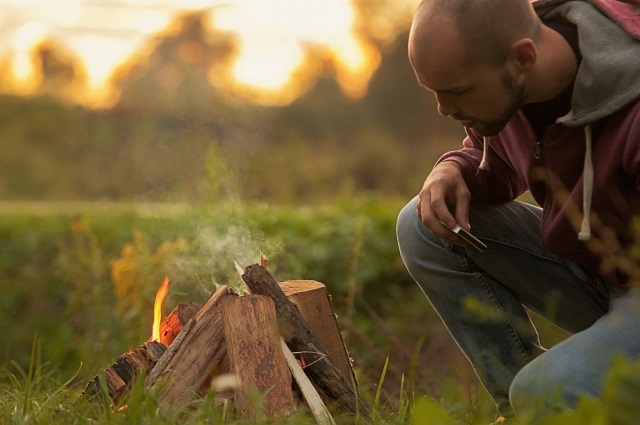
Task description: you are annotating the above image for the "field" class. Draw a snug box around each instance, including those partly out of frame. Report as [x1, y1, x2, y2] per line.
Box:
[2, 198, 638, 424]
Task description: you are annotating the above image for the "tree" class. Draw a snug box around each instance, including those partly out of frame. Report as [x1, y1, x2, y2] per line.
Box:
[113, 11, 236, 120]
[32, 39, 87, 102]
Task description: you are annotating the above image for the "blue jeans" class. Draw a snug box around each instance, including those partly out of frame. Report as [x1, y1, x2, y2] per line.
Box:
[396, 196, 640, 418]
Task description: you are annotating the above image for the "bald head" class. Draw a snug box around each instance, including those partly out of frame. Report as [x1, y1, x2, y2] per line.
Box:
[409, 0, 541, 68]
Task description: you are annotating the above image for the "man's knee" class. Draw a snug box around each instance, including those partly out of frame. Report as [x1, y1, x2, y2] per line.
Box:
[509, 355, 576, 420]
[396, 196, 420, 245]
[396, 196, 445, 263]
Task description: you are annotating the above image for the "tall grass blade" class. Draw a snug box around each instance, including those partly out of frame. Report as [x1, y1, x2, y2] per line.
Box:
[371, 355, 390, 422]
[19, 331, 41, 416]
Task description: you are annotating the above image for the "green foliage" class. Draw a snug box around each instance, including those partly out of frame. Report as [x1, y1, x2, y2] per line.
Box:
[0, 199, 417, 386]
[601, 356, 640, 425]
[412, 396, 453, 425]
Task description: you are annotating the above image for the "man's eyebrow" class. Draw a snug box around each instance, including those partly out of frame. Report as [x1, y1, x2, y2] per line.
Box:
[434, 86, 468, 94]
[420, 83, 468, 94]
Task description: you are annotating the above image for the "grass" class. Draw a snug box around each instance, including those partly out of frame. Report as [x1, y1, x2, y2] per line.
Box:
[1, 198, 639, 424]
[0, 342, 496, 425]
[6, 351, 639, 425]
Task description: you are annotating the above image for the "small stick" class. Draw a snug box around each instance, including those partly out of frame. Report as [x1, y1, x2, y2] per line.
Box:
[281, 338, 336, 425]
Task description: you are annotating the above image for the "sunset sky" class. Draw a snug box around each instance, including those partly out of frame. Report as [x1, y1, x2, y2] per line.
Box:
[0, 0, 417, 106]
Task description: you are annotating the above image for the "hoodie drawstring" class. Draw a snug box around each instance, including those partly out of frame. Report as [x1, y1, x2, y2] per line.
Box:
[578, 125, 593, 241]
[479, 137, 490, 170]
[479, 128, 593, 240]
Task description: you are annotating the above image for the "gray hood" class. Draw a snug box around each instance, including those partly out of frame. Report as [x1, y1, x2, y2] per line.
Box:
[535, 0, 640, 126]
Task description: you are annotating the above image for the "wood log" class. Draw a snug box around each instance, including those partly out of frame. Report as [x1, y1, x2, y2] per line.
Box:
[281, 338, 335, 425]
[221, 294, 295, 419]
[146, 285, 236, 405]
[281, 280, 356, 388]
[80, 341, 167, 405]
[240, 264, 369, 416]
[157, 300, 201, 347]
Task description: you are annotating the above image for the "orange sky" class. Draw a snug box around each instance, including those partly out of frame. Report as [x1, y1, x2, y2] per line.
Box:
[0, 0, 418, 107]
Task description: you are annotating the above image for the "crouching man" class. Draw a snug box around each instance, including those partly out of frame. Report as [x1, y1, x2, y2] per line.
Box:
[397, 0, 640, 419]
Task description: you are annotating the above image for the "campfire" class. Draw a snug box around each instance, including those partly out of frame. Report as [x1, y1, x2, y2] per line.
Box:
[150, 276, 170, 343]
[80, 260, 367, 423]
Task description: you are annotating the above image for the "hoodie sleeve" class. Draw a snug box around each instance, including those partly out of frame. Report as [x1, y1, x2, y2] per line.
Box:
[619, 102, 640, 193]
[435, 131, 528, 203]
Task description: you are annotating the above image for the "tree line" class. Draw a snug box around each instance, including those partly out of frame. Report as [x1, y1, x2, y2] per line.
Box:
[0, 12, 464, 204]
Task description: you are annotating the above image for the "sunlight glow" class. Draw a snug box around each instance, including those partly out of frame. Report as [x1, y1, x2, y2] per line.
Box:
[10, 22, 48, 92]
[233, 41, 304, 91]
[0, 0, 397, 107]
[37, 0, 82, 28]
[67, 35, 143, 106]
[214, 0, 365, 101]
[12, 21, 48, 52]
[331, 36, 381, 99]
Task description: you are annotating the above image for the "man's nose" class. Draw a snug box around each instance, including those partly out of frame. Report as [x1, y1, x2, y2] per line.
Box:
[436, 95, 458, 117]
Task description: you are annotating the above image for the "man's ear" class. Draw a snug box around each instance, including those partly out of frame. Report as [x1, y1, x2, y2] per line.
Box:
[509, 38, 537, 73]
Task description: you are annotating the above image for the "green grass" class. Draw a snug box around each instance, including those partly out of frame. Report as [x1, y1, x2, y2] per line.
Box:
[1, 198, 638, 424]
[3, 351, 640, 425]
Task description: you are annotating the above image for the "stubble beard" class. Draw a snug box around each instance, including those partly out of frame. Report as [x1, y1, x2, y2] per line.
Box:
[470, 71, 525, 137]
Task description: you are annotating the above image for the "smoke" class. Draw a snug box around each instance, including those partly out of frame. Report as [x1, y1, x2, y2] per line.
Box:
[171, 222, 280, 299]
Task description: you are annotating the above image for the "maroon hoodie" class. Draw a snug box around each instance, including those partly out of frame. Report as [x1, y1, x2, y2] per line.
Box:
[437, 0, 640, 284]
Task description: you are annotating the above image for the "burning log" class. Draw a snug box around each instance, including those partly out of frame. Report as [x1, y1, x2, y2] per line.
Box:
[220, 294, 295, 419]
[146, 285, 236, 405]
[157, 300, 201, 346]
[240, 264, 369, 416]
[80, 296, 198, 407]
[80, 341, 167, 406]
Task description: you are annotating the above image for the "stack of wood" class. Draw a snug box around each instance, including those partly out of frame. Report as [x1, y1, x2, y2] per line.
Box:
[82, 264, 368, 423]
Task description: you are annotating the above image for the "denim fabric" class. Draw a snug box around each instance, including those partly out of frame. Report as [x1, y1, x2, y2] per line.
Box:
[396, 196, 614, 417]
[510, 285, 640, 419]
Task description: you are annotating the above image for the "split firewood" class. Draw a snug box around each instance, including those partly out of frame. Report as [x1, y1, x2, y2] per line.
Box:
[281, 280, 356, 388]
[146, 285, 236, 405]
[80, 341, 167, 406]
[157, 300, 201, 346]
[221, 294, 295, 419]
[240, 264, 370, 416]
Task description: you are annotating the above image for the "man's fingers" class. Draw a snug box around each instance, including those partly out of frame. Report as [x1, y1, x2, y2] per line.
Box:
[418, 201, 458, 240]
[415, 160, 471, 244]
[430, 192, 456, 230]
[454, 187, 471, 231]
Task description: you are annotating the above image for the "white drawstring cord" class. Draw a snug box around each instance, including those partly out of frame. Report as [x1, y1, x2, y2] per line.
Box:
[578, 125, 593, 241]
[479, 137, 490, 170]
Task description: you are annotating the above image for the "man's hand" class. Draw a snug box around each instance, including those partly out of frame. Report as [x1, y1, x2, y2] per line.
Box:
[417, 161, 472, 244]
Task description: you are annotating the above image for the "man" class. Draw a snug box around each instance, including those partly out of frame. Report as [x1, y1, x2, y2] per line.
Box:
[396, 0, 640, 419]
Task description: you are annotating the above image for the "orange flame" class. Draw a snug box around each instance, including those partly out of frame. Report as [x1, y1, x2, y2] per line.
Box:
[151, 276, 170, 342]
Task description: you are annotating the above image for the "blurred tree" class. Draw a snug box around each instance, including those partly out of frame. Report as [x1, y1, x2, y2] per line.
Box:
[363, 31, 464, 143]
[32, 38, 88, 102]
[113, 12, 235, 120]
[0, 4, 464, 203]
[270, 30, 461, 145]
[351, 0, 418, 45]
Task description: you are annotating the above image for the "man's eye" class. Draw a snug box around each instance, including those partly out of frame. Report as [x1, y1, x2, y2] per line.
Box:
[450, 88, 468, 95]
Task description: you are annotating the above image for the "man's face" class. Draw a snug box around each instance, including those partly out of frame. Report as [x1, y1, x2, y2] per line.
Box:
[441, 68, 525, 136]
[409, 24, 526, 137]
